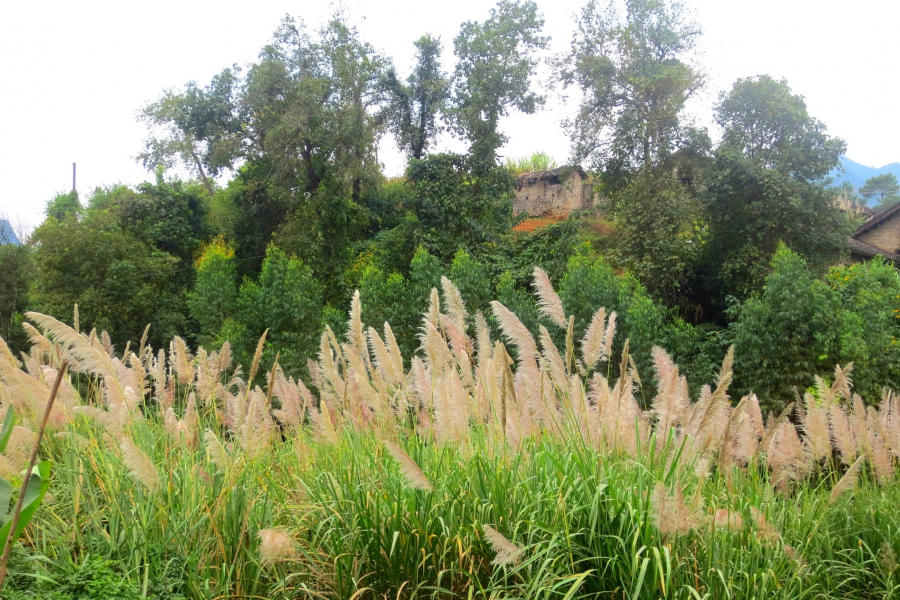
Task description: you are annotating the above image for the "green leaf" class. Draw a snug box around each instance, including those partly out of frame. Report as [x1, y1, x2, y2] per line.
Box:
[0, 479, 12, 529]
[0, 407, 16, 454]
[0, 460, 52, 547]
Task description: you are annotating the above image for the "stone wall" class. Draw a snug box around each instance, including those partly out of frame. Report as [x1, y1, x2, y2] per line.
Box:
[513, 168, 592, 216]
[857, 213, 900, 254]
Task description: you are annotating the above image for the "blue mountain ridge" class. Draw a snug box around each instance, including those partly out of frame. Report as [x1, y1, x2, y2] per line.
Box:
[829, 156, 900, 192]
[0, 219, 18, 245]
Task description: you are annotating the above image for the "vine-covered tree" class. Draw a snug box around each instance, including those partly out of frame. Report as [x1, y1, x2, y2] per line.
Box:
[452, 0, 548, 171]
[382, 35, 449, 161]
[555, 0, 704, 175]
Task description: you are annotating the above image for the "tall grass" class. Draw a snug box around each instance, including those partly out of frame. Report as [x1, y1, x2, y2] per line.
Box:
[0, 268, 898, 598]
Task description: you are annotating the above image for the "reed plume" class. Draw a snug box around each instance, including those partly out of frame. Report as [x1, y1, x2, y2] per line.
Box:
[203, 429, 232, 471]
[119, 438, 160, 492]
[830, 454, 865, 503]
[651, 481, 702, 537]
[481, 524, 524, 566]
[258, 529, 299, 563]
[532, 267, 567, 329]
[384, 441, 433, 491]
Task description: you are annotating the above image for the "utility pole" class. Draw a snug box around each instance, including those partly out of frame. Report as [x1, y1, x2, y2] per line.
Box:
[72, 163, 76, 192]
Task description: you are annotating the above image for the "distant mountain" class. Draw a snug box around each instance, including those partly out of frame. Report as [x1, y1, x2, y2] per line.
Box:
[0, 219, 18, 245]
[829, 156, 900, 192]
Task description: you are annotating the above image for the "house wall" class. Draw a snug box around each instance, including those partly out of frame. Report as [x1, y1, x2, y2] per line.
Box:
[857, 214, 900, 254]
[514, 171, 587, 216]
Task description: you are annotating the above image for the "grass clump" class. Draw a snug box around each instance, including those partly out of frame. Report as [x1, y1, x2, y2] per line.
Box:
[0, 270, 897, 598]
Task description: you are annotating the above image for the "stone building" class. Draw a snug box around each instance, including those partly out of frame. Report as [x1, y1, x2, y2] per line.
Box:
[847, 203, 900, 263]
[513, 166, 593, 216]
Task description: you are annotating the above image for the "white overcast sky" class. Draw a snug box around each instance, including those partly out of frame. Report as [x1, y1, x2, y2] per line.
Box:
[2, 0, 898, 232]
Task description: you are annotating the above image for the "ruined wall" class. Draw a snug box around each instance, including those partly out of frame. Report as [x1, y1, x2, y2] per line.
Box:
[514, 170, 592, 216]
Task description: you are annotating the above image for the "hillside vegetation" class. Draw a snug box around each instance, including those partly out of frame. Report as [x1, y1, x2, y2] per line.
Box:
[2, 0, 900, 596]
[0, 271, 898, 598]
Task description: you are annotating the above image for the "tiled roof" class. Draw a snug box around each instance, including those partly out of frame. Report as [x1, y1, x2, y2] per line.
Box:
[847, 236, 900, 262]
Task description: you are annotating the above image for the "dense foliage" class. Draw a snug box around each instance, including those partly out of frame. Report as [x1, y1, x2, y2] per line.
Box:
[2, 2, 899, 592]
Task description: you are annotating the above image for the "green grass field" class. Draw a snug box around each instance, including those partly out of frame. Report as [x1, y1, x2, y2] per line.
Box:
[0, 272, 898, 599]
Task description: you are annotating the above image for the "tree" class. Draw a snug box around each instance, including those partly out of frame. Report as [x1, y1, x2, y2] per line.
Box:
[716, 75, 845, 181]
[45, 191, 81, 221]
[612, 171, 700, 306]
[31, 209, 185, 348]
[398, 153, 515, 263]
[700, 76, 850, 307]
[859, 173, 900, 208]
[139, 68, 245, 199]
[382, 35, 449, 160]
[554, 0, 704, 174]
[452, 0, 548, 170]
[0, 224, 33, 353]
[236, 16, 386, 301]
[187, 238, 239, 346]
[223, 246, 324, 376]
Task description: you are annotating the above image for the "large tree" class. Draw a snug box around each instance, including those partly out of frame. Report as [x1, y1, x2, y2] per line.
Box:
[555, 0, 704, 175]
[452, 0, 548, 170]
[859, 173, 900, 209]
[382, 35, 449, 161]
[139, 68, 245, 199]
[700, 76, 850, 308]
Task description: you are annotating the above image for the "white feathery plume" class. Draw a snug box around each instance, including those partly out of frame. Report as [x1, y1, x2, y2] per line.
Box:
[169, 336, 195, 384]
[532, 266, 567, 329]
[119, 438, 160, 492]
[538, 326, 567, 388]
[258, 529, 299, 563]
[866, 406, 895, 481]
[651, 481, 702, 537]
[482, 524, 524, 566]
[474, 312, 492, 368]
[829, 403, 857, 466]
[347, 290, 367, 358]
[203, 429, 232, 471]
[425, 288, 441, 330]
[490, 301, 538, 362]
[383, 323, 405, 384]
[831, 454, 865, 503]
[368, 326, 402, 387]
[384, 441, 434, 491]
[713, 509, 744, 531]
[580, 307, 609, 370]
[801, 393, 831, 463]
[440, 276, 468, 338]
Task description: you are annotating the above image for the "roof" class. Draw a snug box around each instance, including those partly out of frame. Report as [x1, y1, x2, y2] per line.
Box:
[515, 165, 587, 186]
[846, 236, 900, 262]
[854, 201, 900, 236]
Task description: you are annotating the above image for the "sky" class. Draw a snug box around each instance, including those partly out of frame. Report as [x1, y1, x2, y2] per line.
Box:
[2, 0, 899, 233]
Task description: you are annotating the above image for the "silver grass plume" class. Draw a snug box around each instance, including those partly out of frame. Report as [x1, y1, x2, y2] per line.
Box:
[367, 326, 402, 387]
[581, 307, 614, 370]
[490, 301, 538, 362]
[347, 290, 367, 358]
[475, 312, 492, 368]
[532, 266, 567, 329]
[830, 454, 865, 503]
[203, 429, 232, 471]
[247, 329, 268, 384]
[258, 529, 299, 563]
[384, 440, 433, 491]
[538, 325, 567, 389]
[440, 276, 468, 338]
[651, 481, 702, 537]
[482, 524, 524, 566]
[829, 402, 857, 466]
[382, 323, 405, 385]
[119, 438, 160, 492]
